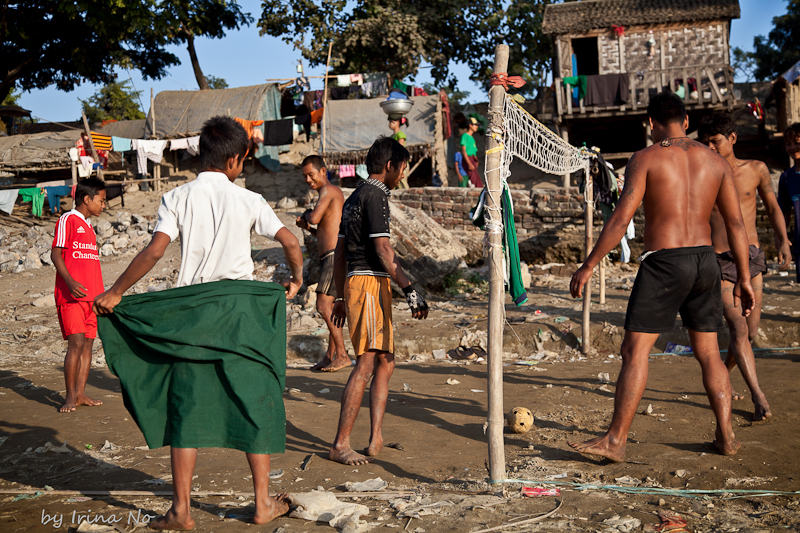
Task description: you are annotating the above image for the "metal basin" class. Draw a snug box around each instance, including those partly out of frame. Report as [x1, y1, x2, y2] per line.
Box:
[380, 99, 414, 115]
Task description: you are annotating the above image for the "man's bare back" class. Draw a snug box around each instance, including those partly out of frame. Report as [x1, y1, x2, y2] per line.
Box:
[310, 184, 344, 254]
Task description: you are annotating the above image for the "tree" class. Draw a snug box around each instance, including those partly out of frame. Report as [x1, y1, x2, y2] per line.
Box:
[731, 47, 758, 82]
[1, 0, 179, 104]
[744, 0, 800, 81]
[156, 1, 253, 90]
[80, 81, 146, 124]
[259, 0, 554, 96]
[206, 76, 229, 90]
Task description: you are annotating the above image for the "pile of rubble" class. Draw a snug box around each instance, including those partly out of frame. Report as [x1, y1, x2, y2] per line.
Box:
[0, 211, 154, 274]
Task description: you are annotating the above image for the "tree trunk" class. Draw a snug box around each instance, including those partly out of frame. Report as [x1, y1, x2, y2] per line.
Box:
[185, 31, 209, 91]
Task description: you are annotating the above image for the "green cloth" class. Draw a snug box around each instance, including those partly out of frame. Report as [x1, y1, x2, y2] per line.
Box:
[461, 133, 477, 157]
[98, 280, 287, 454]
[502, 185, 528, 307]
[392, 79, 411, 95]
[562, 75, 587, 101]
[18, 188, 45, 217]
[392, 131, 406, 142]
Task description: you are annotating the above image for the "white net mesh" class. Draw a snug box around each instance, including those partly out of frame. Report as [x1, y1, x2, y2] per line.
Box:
[497, 94, 590, 181]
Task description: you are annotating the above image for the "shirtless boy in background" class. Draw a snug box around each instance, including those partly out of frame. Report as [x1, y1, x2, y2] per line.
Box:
[700, 113, 791, 421]
[296, 155, 350, 372]
[569, 92, 754, 462]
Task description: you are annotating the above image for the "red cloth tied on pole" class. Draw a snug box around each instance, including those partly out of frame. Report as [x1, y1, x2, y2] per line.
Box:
[490, 73, 526, 90]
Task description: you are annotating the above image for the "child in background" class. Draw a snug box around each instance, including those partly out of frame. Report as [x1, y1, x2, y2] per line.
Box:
[51, 177, 106, 413]
[778, 122, 800, 281]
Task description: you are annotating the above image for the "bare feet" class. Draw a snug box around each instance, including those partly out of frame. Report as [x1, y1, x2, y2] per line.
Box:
[753, 396, 772, 422]
[76, 394, 103, 407]
[329, 446, 374, 465]
[321, 355, 352, 372]
[365, 436, 383, 457]
[149, 507, 195, 530]
[568, 435, 626, 463]
[253, 493, 290, 525]
[60, 396, 77, 413]
[713, 428, 741, 456]
[731, 388, 745, 401]
[311, 356, 333, 371]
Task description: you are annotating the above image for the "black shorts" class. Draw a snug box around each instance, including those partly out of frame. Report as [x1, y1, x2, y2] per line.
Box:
[316, 250, 336, 297]
[625, 246, 723, 333]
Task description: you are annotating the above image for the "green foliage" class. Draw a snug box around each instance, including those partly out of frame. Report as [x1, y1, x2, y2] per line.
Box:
[206, 76, 229, 90]
[80, 81, 146, 124]
[0, 0, 179, 103]
[443, 269, 488, 297]
[259, 0, 554, 92]
[2, 89, 21, 107]
[421, 83, 471, 105]
[732, 47, 758, 82]
[746, 0, 800, 81]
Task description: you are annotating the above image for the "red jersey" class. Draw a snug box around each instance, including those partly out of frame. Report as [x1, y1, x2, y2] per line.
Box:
[52, 209, 104, 306]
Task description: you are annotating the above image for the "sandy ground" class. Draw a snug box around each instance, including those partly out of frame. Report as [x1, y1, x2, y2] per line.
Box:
[1, 189, 800, 532]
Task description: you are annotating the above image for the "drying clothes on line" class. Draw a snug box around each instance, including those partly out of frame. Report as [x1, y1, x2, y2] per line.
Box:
[355, 164, 368, 180]
[339, 165, 355, 178]
[361, 79, 387, 98]
[186, 136, 200, 156]
[90, 132, 113, 151]
[295, 114, 311, 141]
[585, 74, 629, 107]
[392, 79, 411, 96]
[36, 180, 66, 188]
[45, 186, 72, 215]
[310, 108, 324, 125]
[169, 138, 189, 151]
[106, 184, 124, 207]
[262, 119, 293, 146]
[19, 187, 45, 217]
[98, 280, 288, 454]
[336, 75, 351, 87]
[350, 74, 363, 86]
[562, 75, 587, 101]
[132, 139, 168, 175]
[76, 137, 108, 168]
[296, 76, 310, 91]
[413, 87, 429, 97]
[68, 147, 79, 162]
[112, 136, 132, 152]
[0, 189, 19, 215]
[233, 118, 265, 141]
[79, 156, 95, 173]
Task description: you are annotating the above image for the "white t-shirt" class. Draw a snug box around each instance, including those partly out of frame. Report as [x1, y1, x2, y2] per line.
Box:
[154, 171, 285, 287]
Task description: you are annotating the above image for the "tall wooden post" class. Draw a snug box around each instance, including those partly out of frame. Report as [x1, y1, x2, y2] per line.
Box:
[485, 44, 509, 484]
[80, 111, 102, 179]
[582, 175, 593, 354]
[150, 88, 160, 192]
[321, 40, 333, 154]
[561, 129, 571, 188]
[599, 256, 606, 305]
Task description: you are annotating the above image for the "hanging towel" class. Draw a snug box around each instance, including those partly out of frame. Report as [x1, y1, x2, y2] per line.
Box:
[562, 75, 587, 101]
[36, 180, 66, 188]
[111, 136, 133, 152]
[186, 136, 200, 156]
[501, 185, 528, 306]
[350, 74, 364, 86]
[392, 79, 411, 96]
[585, 74, 629, 107]
[233, 118, 265, 141]
[0, 189, 19, 214]
[45, 185, 72, 215]
[132, 139, 168, 175]
[336, 74, 351, 87]
[310, 108, 324, 125]
[262, 119, 293, 146]
[169, 138, 189, 151]
[338, 165, 355, 178]
[79, 156, 95, 173]
[19, 188, 45, 217]
[295, 114, 311, 141]
[98, 280, 287, 454]
[90, 132, 113, 151]
[355, 164, 368, 180]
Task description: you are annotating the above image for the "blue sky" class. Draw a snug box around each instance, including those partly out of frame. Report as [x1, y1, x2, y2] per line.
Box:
[17, 0, 788, 122]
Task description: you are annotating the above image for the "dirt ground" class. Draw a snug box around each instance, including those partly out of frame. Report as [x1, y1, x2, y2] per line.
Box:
[1, 188, 799, 532]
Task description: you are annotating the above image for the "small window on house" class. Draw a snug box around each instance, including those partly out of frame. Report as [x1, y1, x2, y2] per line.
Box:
[572, 37, 599, 75]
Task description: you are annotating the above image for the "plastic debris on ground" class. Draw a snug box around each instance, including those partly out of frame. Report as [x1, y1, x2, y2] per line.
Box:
[664, 342, 692, 355]
[344, 477, 388, 492]
[35, 441, 70, 453]
[12, 491, 44, 501]
[521, 487, 561, 497]
[446, 378, 460, 385]
[598, 372, 610, 383]
[287, 490, 370, 532]
[602, 514, 642, 532]
[76, 520, 127, 533]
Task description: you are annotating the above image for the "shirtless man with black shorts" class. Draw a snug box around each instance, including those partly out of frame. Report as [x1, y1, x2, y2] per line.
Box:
[568, 92, 755, 462]
[296, 155, 350, 372]
[699, 113, 791, 421]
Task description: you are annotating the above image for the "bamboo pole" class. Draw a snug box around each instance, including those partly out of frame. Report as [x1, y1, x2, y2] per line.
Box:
[321, 41, 333, 155]
[485, 44, 509, 484]
[599, 256, 606, 305]
[80, 111, 102, 179]
[582, 175, 593, 354]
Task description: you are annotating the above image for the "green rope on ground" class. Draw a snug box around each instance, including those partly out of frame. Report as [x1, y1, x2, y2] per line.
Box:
[490, 478, 800, 499]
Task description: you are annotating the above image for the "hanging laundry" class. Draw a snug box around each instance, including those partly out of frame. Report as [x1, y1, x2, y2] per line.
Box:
[262, 119, 293, 146]
[295, 114, 311, 141]
[413, 87, 429, 96]
[251, 127, 264, 145]
[186, 136, 200, 156]
[68, 147, 79, 162]
[18, 188, 45, 217]
[296, 76, 311, 91]
[132, 139, 168, 175]
[169, 138, 189, 151]
[350, 74, 364, 86]
[233, 118, 265, 141]
[79, 156, 95, 173]
[111, 136, 132, 152]
[392, 79, 411, 96]
[336, 74, 351, 87]
[355, 164, 368, 180]
[0, 189, 19, 215]
[361, 78, 388, 98]
[45, 185, 72, 215]
[339, 165, 355, 178]
[562, 75, 587, 101]
[90, 132, 113, 151]
[310, 108, 324, 125]
[303, 91, 318, 111]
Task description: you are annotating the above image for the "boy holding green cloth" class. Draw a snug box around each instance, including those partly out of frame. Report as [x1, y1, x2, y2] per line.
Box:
[93, 116, 303, 529]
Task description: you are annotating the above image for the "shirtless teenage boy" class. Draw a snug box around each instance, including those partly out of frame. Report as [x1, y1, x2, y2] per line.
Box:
[700, 113, 791, 421]
[296, 156, 350, 372]
[568, 92, 755, 462]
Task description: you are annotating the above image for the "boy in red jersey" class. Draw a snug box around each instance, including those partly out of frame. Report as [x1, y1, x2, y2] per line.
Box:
[51, 177, 107, 413]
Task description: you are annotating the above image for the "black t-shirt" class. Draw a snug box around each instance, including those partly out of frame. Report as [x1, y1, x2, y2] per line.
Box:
[339, 178, 391, 276]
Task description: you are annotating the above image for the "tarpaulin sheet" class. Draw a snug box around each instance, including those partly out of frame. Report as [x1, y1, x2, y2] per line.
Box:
[0, 130, 81, 169]
[97, 119, 148, 140]
[322, 95, 439, 153]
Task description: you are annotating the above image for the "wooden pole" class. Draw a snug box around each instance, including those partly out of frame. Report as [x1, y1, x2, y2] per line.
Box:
[561, 129, 570, 188]
[80, 111, 102, 179]
[599, 256, 606, 305]
[582, 174, 593, 354]
[150, 88, 159, 192]
[485, 44, 509, 484]
[321, 41, 333, 154]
